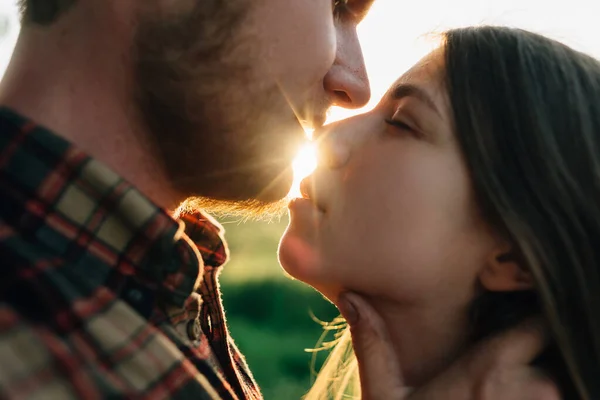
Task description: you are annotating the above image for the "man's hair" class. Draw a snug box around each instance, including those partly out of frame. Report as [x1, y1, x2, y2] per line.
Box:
[18, 0, 76, 25]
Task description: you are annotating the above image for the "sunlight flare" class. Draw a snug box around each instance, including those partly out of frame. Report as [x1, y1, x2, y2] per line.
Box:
[288, 141, 318, 199]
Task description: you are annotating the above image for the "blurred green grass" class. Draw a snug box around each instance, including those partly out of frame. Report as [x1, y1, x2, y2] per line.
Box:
[218, 217, 339, 399]
[219, 216, 290, 282]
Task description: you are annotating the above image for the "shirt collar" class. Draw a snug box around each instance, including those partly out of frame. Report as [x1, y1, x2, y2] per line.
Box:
[0, 107, 228, 307]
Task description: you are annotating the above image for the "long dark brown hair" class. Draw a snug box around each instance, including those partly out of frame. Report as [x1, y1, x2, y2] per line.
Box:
[445, 26, 600, 400]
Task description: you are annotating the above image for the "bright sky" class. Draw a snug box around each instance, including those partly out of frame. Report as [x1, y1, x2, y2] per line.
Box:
[2, 0, 598, 111]
[0, 0, 598, 192]
[328, 0, 600, 122]
[0, 2, 18, 79]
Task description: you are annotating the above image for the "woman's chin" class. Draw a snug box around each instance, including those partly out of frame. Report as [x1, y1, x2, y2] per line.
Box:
[278, 229, 321, 281]
[278, 231, 345, 306]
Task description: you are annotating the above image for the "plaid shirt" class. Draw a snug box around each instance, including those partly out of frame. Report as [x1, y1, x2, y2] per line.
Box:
[0, 108, 262, 399]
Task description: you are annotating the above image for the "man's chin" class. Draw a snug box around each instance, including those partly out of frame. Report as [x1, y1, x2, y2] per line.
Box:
[249, 165, 296, 203]
[170, 162, 296, 220]
[176, 196, 290, 221]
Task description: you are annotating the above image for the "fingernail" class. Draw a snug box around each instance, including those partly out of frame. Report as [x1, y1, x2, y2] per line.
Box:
[338, 293, 358, 325]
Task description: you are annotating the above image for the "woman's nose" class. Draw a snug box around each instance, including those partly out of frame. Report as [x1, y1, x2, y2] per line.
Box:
[315, 124, 351, 169]
[314, 113, 376, 170]
[319, 137, 350, 169]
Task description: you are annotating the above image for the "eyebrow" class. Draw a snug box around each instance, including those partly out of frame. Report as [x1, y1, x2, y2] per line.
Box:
[391, 83, 442, 118]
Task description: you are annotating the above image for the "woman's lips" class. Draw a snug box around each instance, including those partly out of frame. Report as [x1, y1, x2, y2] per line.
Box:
[300, 177, 312, 199]
[287, 197, 325, 218]
[299, 177, 327, 213]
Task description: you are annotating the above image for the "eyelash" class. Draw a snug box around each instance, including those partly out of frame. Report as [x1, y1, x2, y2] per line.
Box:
[385, 119, 413, 132]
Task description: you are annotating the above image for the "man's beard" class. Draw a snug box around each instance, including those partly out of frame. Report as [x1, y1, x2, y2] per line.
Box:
[175, 196, 289, 222]
[132, 0, 305, 217]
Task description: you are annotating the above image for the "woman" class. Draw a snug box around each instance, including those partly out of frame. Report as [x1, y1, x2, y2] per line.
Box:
[278, 26, 600, 399]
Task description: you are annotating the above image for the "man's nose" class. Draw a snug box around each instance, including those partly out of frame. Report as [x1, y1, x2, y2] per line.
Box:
[323, 25, 371, 109]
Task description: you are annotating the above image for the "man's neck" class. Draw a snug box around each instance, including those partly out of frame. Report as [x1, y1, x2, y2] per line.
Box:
[0, 15, 180, 210]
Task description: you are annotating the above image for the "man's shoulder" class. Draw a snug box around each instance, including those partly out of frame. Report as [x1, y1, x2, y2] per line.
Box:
[0, 107, 69, 153]
[0, 219, 108, 324]
[0, 222, 243, 400]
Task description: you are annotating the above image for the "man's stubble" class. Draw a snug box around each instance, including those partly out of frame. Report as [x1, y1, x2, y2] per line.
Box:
[132, 0, 304, 218]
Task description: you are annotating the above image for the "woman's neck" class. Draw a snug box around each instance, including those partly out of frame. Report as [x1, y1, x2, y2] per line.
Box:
[366, 296, 471, 386]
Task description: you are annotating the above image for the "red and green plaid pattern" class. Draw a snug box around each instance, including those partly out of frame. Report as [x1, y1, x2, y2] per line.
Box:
[0, 108, 261, 399]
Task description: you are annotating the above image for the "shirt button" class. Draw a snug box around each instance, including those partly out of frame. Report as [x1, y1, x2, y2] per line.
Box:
[127, 289, 143, 303]
[187, 319, 201, 341]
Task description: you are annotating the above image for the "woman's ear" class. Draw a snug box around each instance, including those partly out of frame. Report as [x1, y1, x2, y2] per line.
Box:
[479, 246, 534, 292]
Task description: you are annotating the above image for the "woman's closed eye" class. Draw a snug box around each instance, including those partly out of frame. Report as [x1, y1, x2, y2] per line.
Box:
[385, 118, 412, 131]
[384, 118, 422, 139]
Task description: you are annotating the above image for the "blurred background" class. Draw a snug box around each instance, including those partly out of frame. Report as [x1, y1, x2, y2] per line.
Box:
[1, 0, 599, 398]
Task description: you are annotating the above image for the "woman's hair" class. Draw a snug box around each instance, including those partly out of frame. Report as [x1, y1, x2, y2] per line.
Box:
[305, 26, 600, 400]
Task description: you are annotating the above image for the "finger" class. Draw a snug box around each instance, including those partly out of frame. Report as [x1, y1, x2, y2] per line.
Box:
[406, 318, 553, 400]
[525, 373, 562, 400]
[470, 317, 549, 368]
[338, 292, 406, 400]
[475, 364, 563, 400]
[514, 369, 562, 400]
[409, 364, 561, 400]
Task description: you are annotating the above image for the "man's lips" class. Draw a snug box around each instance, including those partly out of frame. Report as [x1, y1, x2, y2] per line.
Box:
[310, 114, 327, 130]
[296, 106, 328, 131]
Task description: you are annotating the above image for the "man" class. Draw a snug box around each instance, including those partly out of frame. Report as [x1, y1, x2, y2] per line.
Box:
[0, 0, 559, 398]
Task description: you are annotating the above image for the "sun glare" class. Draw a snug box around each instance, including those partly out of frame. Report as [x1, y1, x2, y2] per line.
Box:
[288, 141, 318, 198]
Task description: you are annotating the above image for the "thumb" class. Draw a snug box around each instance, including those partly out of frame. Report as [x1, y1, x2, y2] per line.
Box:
[470, 317, 549, 367]
[338, 292, 407, 400]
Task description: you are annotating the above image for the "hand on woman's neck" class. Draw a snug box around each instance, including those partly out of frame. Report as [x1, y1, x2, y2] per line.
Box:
[365, 295, 471, 386]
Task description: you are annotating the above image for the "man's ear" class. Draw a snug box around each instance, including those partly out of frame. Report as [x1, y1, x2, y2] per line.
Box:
[479, 246, 534, 292]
